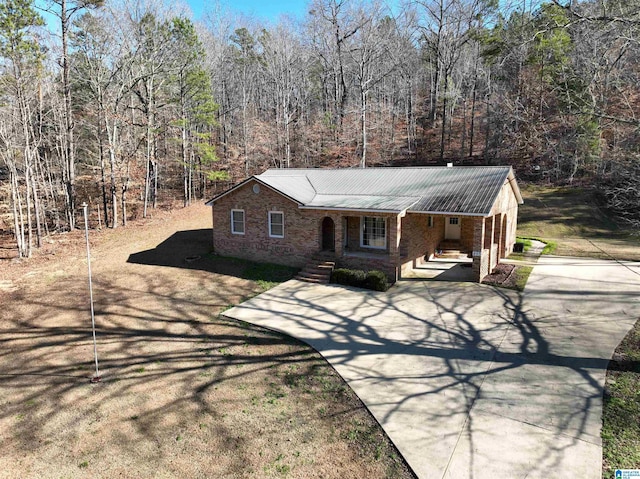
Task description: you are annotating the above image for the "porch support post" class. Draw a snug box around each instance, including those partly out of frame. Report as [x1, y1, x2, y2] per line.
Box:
[495, 213, 505, 260]
[211, 206, 216, 252]
[472, 217, 493, 282]
[485, 215, 495, 272]
[389, 214, 401, 281]
[334, 215, 343, 257]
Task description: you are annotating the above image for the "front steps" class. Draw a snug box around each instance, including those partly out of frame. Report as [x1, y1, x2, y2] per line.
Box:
[295, 253, 336, 284]
[436, 241, 469, 259]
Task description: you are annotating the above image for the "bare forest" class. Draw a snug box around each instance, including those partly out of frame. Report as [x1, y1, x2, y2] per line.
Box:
[1, 0, 639, 258]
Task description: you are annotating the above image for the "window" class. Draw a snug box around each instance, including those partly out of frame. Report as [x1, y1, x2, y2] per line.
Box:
[360, 216, 386, 249]
[269, 211, 284, 238]
[231, 209, 245, 235]
[449, 217, 459, 225]
[427, 216, 434, 228]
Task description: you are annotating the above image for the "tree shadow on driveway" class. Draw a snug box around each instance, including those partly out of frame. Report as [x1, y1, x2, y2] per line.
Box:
[223, 265, 640, 478]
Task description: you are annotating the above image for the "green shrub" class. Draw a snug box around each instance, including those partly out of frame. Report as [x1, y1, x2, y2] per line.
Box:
[331, 268, 365, 286]
[542, 240, 557, 255]
[364, 270, 389, 291]
[330, 268, 349, 285]
[331, 268, 389, 291]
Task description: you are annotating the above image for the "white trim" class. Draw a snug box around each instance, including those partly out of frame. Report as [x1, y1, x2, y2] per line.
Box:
[298, 205, 404, 214]
[301, 205, 490, 217]
[408, 210, 488, 217]
[206, 177, 303, 207]
[360, 216, 387, 250]
[231, 209, 245, 235]
[268, 211, 284, 238]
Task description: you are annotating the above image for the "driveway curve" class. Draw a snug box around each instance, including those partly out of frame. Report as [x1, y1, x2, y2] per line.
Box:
[223, 256, 640, 478]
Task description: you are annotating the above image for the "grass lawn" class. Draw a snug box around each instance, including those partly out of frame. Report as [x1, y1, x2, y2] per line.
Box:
[517, 186, 640, 260]
[0, 203, 414, 479]
[602, 320, 640, 476]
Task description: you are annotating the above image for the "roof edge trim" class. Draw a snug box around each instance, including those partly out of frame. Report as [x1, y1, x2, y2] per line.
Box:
[406, 210, 489, 217]
[205, 177, 303, 206]
[298, 206, 403, 214]
[508, 168, 524, 204]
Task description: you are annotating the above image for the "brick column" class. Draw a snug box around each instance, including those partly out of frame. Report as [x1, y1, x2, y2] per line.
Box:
[334, 215, 344, 257]
[472, 218, 485, 281]
[485, 215, 495, 273]
[211, 207, 216, 251]
[495, 213, 505, 260]
[389, 214, 401, 282]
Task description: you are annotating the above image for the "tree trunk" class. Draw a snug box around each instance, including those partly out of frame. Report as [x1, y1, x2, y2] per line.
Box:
[121, 179, 128, 227]
[108, 137, 118, 228]
[439, 72, 448, 162]
[30, 165, 43, 248]
[360, 87, 367, 168]
[460, 96, 467, 159]
[97, 95, 109, 227]
[182, 107, 189, 207]
[9, 166, 25, 258]
[143, 78, 154, 218]
[469, 75, 478, 158]
[60, 0, 76, 230]
[152, 161, 158, 209]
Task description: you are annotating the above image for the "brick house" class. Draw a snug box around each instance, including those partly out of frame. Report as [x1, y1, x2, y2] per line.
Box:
[205, 166, 523, 282]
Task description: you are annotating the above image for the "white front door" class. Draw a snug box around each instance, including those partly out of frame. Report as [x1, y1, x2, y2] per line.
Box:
[445, 217, 461, 240]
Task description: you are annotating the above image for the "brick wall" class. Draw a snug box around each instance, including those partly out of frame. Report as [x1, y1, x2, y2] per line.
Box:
[471, 178, 520, 282]
[460, 218, 474, 253]
[399, 213, 444, 265]
[212, 180, 333, 267]
[490, 180, 520, 256]
[212, 181, 401, 277]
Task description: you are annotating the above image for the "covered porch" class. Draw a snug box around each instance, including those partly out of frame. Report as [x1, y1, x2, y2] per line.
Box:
[315, 210, 511, 283]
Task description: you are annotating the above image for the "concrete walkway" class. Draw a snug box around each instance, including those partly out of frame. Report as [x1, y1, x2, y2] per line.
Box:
[223, 256, 640, 478]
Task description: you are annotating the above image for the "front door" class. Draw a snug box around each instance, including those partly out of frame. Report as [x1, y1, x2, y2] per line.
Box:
[445, 217, 461, 240]
[321, 217, 335, 251]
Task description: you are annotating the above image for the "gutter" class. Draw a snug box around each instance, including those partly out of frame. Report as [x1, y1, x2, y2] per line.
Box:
[298, 205, 404, 214]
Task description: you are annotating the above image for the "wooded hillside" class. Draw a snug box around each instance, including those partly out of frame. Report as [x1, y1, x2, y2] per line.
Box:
[1, 0, 639, 258]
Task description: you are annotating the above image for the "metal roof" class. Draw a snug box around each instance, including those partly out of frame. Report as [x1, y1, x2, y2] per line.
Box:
[208, 166, 523, 216]
[305, 194, 420, 212]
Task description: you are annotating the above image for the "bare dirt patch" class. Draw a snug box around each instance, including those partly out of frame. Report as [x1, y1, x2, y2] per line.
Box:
[0, 203, 414, 479]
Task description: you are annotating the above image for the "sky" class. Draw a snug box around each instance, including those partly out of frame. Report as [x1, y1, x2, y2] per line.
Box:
[186, 0, 310, 22]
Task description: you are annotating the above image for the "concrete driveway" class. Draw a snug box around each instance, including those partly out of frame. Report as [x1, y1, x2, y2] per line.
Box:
[223, 256, 640, 478]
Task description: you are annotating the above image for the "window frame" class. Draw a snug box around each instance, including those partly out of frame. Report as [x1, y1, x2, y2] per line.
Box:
[268, 211, 285, 238]
[360, 216, 387, 250]
[427, 216, 434, 228]
[230, 209, 245, 235]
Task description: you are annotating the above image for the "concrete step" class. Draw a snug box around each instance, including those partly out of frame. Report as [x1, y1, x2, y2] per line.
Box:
[295, 275, 329, 284]
[314, 262, 335, 269]
[438, 249, 463, 255]
[298, 270, 331, 281]
[296, 254, 336, 284]
[439, 241, 462, 250]
[303, 266, 332, 275]
[436, 251, 469, 259]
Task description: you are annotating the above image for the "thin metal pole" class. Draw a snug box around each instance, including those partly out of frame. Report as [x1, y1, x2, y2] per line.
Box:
[83, 203, 101, 382]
